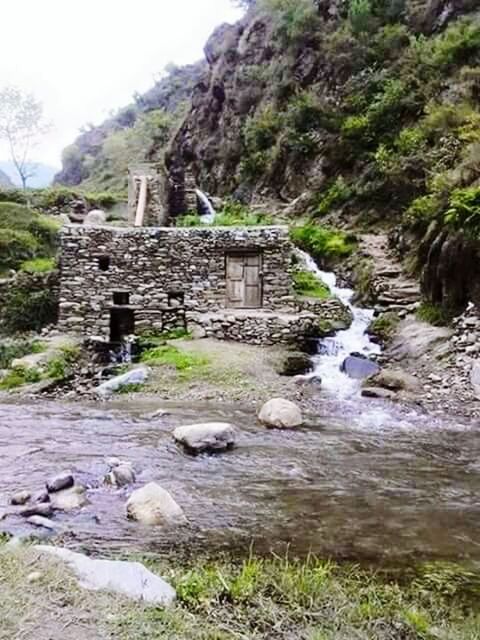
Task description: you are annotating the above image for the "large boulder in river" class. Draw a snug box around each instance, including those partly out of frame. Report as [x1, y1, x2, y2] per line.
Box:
[50, 486, 88, 512]
[275, 352, 313, 376]
[173, 423, 236, 454]
[341, 355, 380, 380]
[126, 483, 186, 526]
[258, 398, 303, 429]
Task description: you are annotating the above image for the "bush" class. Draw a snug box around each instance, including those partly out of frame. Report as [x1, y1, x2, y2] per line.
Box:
[0, 340, 45, 369]
[45, 346, 80, 380]
[259, 0, 319, 45]
[0, 229, 38, 271]
[1, 285, 57, 334]
[290, 223, 356, 266]
[349, 0, 375, 35]
[417, 302, 450, 326]
[316, 177, 353, 216]
[445, 186, 480, 235]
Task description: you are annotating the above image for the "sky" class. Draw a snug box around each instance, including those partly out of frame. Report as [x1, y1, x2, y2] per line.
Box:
[0, 0, 243, 169]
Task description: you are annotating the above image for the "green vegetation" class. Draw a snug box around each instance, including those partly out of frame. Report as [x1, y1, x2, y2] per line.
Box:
[0, 366, 41, 390]
[0, 340, 45, 369]
[177, 201, 273, 227]
[368, 311, 400, 344]
[417, 301, 451, 326]
[293, 269, 330, 299]
[316, 177, 353, 217]
[0, 202, 60, 272]
[45, 346, 80, 380]
[0, 282, 57, 334]
[110, 555, 480, 639]
[140, 344, 209, 379]
[290, 223, 356, 266]
[20, 257, 56, 273]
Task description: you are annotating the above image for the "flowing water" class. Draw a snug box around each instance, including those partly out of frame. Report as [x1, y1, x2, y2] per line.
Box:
[195, 189, 216, 224]
[297, 249, 381, 397]
[0, 399, 479, 563]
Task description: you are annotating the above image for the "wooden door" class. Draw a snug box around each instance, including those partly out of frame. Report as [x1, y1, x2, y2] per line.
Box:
[226, 253, 263, 308]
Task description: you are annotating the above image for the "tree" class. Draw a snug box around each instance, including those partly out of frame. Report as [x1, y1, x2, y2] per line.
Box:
[0, 86, 50, 189]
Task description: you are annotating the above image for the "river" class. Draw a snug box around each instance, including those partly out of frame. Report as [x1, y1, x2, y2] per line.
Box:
[0, 397, 478, 564]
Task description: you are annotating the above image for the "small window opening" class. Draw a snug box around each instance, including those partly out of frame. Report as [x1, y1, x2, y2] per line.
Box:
[113, 291, 130, 306]
[168, 291, 185, 307]
[98, 256, 110, 271]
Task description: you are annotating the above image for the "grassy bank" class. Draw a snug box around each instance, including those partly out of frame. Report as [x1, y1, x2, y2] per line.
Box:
[2, 546, 480, 639]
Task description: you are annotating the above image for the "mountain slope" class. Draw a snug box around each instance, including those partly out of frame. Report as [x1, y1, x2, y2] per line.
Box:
[54, 61, 206, 192]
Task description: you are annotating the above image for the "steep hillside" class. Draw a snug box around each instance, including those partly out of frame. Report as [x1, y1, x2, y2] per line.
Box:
[0, 169, 13, 188]
[165, 0, 480, 313]
[54, 61, 206, 193]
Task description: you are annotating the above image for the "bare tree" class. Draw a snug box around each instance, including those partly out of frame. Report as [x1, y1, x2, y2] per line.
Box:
[0, 86, 49, 189]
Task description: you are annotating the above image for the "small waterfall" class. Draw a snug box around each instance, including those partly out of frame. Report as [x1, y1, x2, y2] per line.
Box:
[296, 249, 381, 397]
[195, 189, 216, 224]
[110, 335, 135, 364]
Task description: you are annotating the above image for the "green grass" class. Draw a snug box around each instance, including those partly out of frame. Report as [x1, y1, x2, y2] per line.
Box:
[176, 201, 273, 228]
[107, 554, 480, 640]
[417, 301, 451, 326]
[0, 366, 42, 390]
[293, 269, 330, 299]
[20, 257, 56, 273]
[140, 344, 209, 379]
[368, 311, 400, 344]
[290, 222, 356, 266]
[45, 346, 80, 380]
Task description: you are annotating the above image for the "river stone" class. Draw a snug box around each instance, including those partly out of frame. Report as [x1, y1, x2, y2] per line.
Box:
[47, 473, 74, 493]
[341, 356, 380, 380]
[276, 352, 313, 377]
[258, 398, 303, 429]
[361, 387, 397, 400]
[95, 367, 150, 397]
[20, 503, 54, 518]
[126, 482, 186, 526]
[173, 423, 236, 454]
[27, 516, 62, 531]
[36, 546, 176, 606]
[10, 490, 31, 506]
[370, 368, 418, 391]
[50, 486, 88, 512]
[105, 464, 136, 487]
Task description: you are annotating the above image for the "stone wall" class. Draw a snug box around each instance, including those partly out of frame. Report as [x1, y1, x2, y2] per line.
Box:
[58, 225, 295, 339]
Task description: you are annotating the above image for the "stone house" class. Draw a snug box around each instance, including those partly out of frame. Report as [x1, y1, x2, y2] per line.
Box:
[58, 224, 345, 346]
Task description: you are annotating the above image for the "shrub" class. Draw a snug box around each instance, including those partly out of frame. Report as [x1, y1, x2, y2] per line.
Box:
[0, 229, 38, 271]
[444, 186, 480, 235]
[316, 177, 353, 216]
[0, 340, 45, 369]
[45, 346, 80, 380]
[368, 311, 400, 344]
[1, 285, 57, 334]
[293, 269, 330, 299]
[290, 223, 356, 266]
[349, 0, 375, 35]
[403, 195, 440, 231]
[259, 0, 319, 45]
[417, 302, 450, 326]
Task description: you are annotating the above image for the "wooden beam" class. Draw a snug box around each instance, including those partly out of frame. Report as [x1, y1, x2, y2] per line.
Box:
[134, 176, 148, 227]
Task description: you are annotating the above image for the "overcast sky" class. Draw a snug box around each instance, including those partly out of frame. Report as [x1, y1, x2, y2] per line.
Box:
[0, 0, 243, 168]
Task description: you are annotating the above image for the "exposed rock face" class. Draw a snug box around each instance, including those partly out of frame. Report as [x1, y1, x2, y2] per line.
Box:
[173, 423, 237, 454]
[421, 229, 480, 313]
[126, 483, 186, 526]
[36, 546, 176, 606]
[258, 398, 303, 429]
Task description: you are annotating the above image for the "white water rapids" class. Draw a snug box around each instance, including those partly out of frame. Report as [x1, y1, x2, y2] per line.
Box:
[297, 250, 381, 398]
[195, 188, 216, 224]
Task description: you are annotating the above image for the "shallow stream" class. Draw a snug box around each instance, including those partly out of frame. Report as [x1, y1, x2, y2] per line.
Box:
[1, 398, 479, 564]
